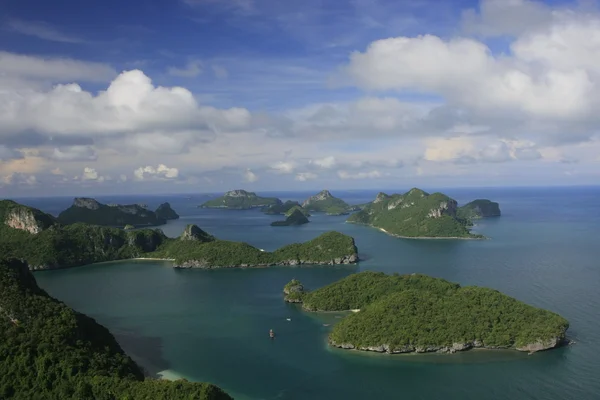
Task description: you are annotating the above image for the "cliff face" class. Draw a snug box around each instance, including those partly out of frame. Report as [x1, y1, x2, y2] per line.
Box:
[179, 224, 215, 242]
[0, 200, 56, 234]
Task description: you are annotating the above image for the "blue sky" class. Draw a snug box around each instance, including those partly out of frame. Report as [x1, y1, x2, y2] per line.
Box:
[1, 0, 599, 196]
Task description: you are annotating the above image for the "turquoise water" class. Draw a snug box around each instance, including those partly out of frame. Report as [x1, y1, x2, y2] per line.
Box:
[30, 187, 600, 400]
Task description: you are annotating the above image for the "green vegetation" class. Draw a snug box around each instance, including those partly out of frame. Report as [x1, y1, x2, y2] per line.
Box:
[347, 188, 481, 238]
[285, 205, 310, 217]
[150, 231, 358, 268]
[271, 209, 310, 226]
[302, 190, 352, 215]
[58, 198, 168, 227]
[200, 190, 282, 209]
[263, 200, 301, 215]
[457, 199, 501, 219]
[294, 271, 569, 353]
[283, 279, 305, 303]
[0, 258, 232, 400]
[155, 202, 180, 220]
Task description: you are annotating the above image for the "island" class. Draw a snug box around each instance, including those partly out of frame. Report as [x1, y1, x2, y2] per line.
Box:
[270, 209, 310, 226]
[457, 199, 501, 219]
[0, 258, 233, 399]
[284, 271, 569, 354]
[155, 202, 180, 220]
[200, 190, 282, 210]
[262, 200, 301, 215]
[0, 200, 358, 270]
[302, 190, 352, 215]
[57, 197, 175, 227]
[347, 188, 488, 238]
[285, 205, 310, 217]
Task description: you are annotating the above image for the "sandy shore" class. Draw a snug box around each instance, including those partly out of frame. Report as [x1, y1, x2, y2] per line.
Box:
[132, 257, 175, 261]
[157, 369, 186, 381]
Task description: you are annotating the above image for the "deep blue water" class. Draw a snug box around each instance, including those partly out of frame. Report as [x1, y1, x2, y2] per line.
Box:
[20, 186, 600, 400]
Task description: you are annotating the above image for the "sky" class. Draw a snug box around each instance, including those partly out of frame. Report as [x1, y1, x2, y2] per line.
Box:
[1, 0, 600, 196]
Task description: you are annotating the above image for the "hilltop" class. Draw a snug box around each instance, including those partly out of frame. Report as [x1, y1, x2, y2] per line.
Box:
[200, 190, 282, 210]
[347, 188, 481, 238]
[285, 272, 569, 354]
[0, 258, 232, 400]
[457, 199, 502, 219]
[302, 190, 352, 215]
[57, 198, 174, 227]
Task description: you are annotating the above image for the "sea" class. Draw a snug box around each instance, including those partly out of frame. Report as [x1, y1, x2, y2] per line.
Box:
[16, 186, 600, 400]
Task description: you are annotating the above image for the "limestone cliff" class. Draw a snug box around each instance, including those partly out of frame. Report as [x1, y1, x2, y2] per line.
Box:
[0, 200, 56, 234]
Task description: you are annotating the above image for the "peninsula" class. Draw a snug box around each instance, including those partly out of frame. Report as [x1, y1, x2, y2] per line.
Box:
[57, 198, 176, 227]
[200, 190, 282, 210]
[347, 188, 494, 238]
[302, 190, 352, 215]
[0, 258, 232, 399]
[284, 272, 569, 354]
[0, 200, 357, 270]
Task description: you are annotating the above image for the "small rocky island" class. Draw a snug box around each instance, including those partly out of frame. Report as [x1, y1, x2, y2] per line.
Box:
[284, 272, 569, 354]
[457, 199, 501, 219]
[347, 188, 500, 238]
[302, 190, 353, 215]
[0, 258, 233, 399]
[200, 190, 282, 210]
[271, 209, 310, 226]
[57, 198, 176, 227]
[0, 200, 358, 270]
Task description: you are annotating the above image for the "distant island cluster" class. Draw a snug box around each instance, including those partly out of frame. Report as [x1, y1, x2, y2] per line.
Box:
[0, 187, 568, 400]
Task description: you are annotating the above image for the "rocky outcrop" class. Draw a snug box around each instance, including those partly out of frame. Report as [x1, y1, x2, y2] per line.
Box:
[302, 190, 333, 206]
[225, 189, 255, 198]
[73, 197, 101, 210]
[330, 337, 563, 354]
[373, 192, 389, 204]
[179, 224, 215, 242]
[427, 200, 458, 218]
[5, 207, 55, 234]
[283, 279, 305, 303]
[174, 253, 358, 269]
[155, 202, 179, 220]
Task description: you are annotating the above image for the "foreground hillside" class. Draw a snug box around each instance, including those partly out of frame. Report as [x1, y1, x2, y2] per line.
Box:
[286, 272, 569, 354]
[0, 258, 232, 400]
[347, 189, 482, 238]
[0, 200, 358, 270]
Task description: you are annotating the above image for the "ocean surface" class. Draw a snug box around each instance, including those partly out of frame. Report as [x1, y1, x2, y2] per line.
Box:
[20, 186, 600, 400]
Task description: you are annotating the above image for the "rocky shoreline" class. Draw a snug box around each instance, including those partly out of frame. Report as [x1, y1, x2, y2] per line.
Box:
[346, 222, 486, 240]
[173, 254, 359, 269]
[329, 336, 567, 354]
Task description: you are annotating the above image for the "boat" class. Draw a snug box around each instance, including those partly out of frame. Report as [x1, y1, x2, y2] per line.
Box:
[269, 329, 275, 339]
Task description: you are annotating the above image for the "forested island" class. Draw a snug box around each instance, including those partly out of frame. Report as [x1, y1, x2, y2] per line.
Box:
[0, 200, 357, 270]
[57, 198, 179, 227]
[457, 199, 502, 219]
[0, 258, 232, 400]
[262, 200, 301, 215]
[270, 209, 310, 226]
[284, 272, 569, 354]
[302, 190, 359, 215]
[347, 188, 500, 238]
[200, 190, 282, 209]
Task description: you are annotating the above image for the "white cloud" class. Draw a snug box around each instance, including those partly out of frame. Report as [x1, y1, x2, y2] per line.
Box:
[243, 168, 258, 182]
[0, 68, 251, 150]
[0, 51, 115, 82]
[337, 170, 383, 179]
[7, 19, 84, 43]
[270, 161, 296, 174]
[295, 172, 318, 181]
[119, 174, 128, 182]
[168, 60, 203, 77]
[310, 156, 336, 169]
[82, 167, 99, 181]
[134, 164, 180, 181]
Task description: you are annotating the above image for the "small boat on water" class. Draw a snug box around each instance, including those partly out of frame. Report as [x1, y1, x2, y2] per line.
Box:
[269, 329, 275, 339]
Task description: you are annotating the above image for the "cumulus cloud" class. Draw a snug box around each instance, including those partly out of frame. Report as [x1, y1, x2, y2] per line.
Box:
[0, 67, 251, 147]
[49, 146, 97, 161]
[134, 164, 180, 181]
[82, 167, 100, 181]
[270, 161, 296, 174]
[243, 169, 258, 182]
[1, 173, 37, 186]
[310, 156, 336, 169]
